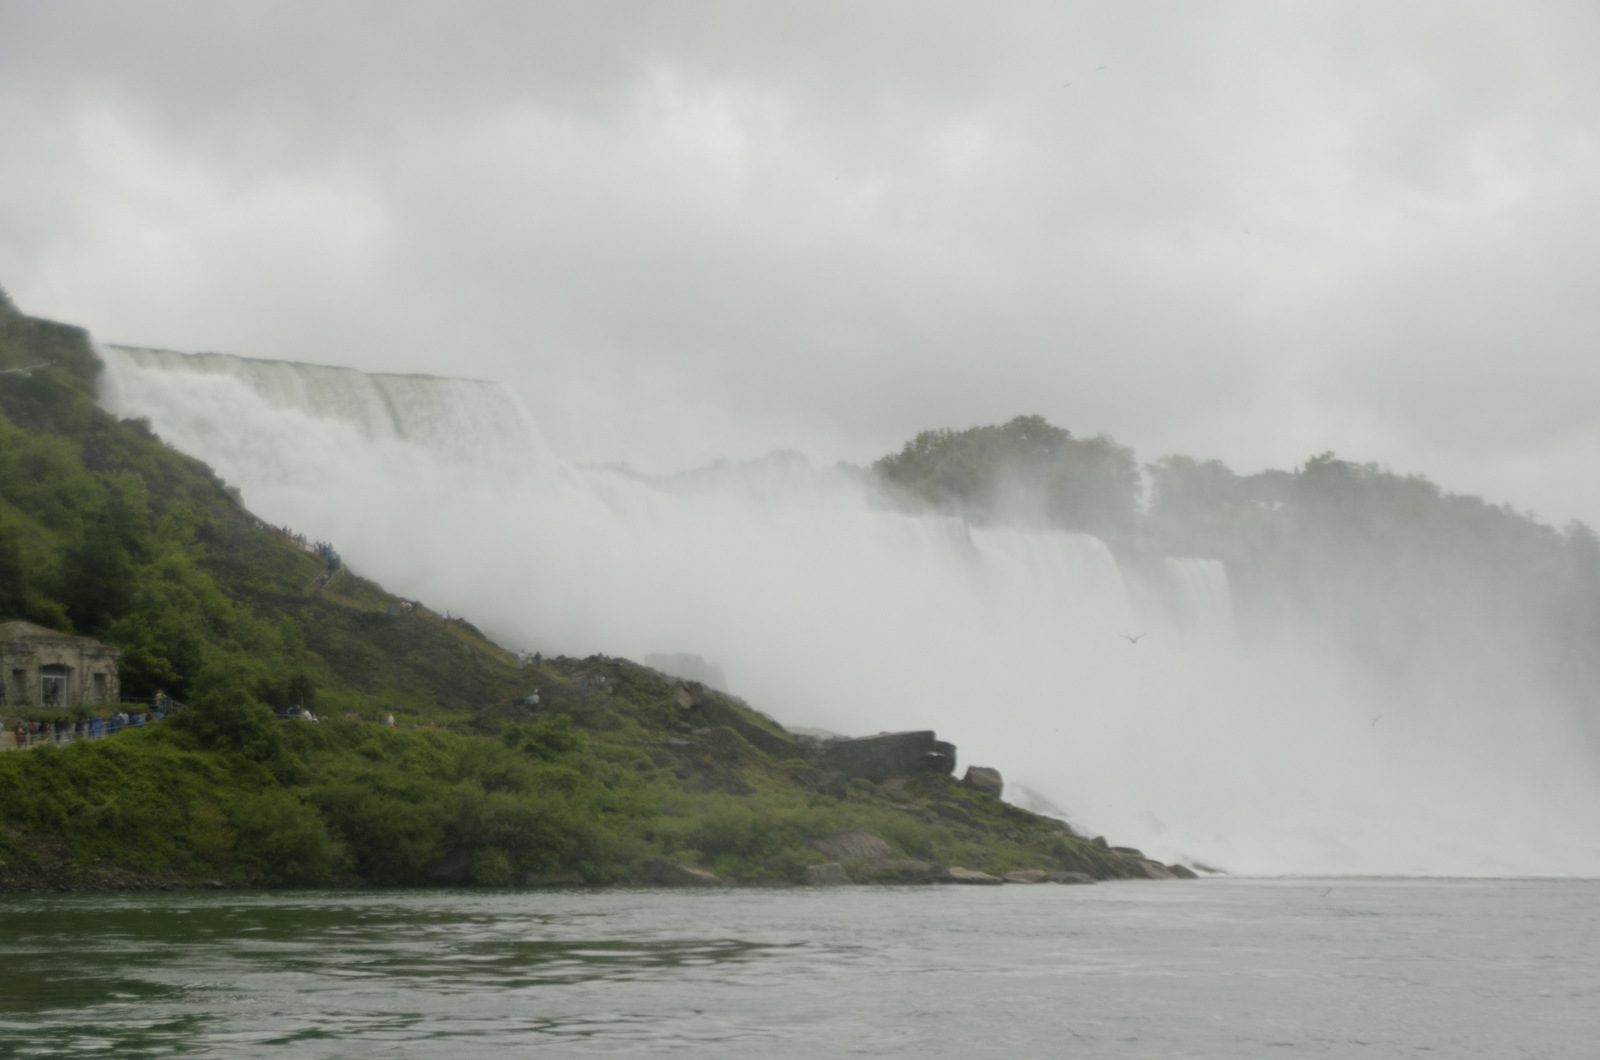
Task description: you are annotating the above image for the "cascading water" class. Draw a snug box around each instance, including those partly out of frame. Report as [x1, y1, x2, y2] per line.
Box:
[106, 346, 554, 462]
[1164, 557, 1236, 644]
[97, 344, 1600, 876]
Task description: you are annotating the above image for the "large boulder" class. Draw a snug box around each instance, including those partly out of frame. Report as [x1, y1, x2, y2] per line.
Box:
[1168, 863, 1199, 879]
[640, 859, 720, 887]
[807, 830, 895, 861]
[944, 866, 1004, 885]
[816, 731, 957, 782]
[803, 862, 852, 886]
[959, 766, 1004, 798]
[1135, 860, 1176, 880]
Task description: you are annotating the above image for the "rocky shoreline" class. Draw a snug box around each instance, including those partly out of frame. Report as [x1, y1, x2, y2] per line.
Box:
[639, 826, 1198, 889]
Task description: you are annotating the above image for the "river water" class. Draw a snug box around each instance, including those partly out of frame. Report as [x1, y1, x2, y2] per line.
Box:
[1, 880, 1595, 1058]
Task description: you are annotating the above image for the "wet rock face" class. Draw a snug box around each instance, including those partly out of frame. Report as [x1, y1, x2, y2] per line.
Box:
[1136, 860, 1176, 879]
[815, 731, 958, 783]
[959, 766, 1004, 798]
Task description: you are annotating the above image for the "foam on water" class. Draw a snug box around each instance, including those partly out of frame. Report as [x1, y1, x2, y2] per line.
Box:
[97, 345, 1600, 876]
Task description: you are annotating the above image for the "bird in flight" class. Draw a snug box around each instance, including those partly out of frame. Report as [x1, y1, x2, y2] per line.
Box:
[1120, 633, 1145, 644]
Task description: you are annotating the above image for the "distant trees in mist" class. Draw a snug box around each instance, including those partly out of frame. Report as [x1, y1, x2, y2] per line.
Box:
[875, 417, 1600, 719]
[874, 415, 1141, 538]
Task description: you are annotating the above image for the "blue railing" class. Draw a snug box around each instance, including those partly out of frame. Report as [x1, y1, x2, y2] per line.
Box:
[1, 700, 184, 752]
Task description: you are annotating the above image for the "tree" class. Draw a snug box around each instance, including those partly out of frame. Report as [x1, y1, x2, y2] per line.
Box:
[875, 415, 1141, 537]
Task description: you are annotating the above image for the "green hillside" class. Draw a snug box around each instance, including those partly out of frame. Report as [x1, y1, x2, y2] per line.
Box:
[0, 289, 1160, 891]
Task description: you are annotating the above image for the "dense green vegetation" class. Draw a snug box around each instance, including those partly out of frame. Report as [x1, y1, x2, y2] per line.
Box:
[0, 289, 1137, 890]
[875, 415, 1141, 538]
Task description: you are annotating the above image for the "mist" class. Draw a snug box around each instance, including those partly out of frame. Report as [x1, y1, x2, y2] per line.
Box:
[99, 344, 1600, 877]
[7, 2, 1600, 530]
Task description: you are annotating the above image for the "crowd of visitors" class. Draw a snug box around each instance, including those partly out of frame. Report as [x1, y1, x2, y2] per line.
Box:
[265, 522, 338, 564]
[2, 703, 169, 750]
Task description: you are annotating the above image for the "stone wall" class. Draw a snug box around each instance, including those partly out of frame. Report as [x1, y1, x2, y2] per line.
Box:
[0, 622, 121, 709]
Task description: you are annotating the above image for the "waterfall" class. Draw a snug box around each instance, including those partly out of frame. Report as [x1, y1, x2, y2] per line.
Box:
[95, 344, 1600, 877]
[101, 345, 564, 483]
[1164, 557, 1236, 643]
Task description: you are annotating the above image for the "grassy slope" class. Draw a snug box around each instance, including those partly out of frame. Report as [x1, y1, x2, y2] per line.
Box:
[0, 292, 1152, 890]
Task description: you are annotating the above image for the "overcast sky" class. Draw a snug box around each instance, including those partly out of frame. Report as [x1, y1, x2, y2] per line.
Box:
[3, 1, 1599, 524]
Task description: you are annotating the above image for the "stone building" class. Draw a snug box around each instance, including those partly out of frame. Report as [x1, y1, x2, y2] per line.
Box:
[0, 621, 120, 710]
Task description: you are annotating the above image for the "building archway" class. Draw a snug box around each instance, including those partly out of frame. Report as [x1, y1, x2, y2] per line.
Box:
[40, 664, 69, 708]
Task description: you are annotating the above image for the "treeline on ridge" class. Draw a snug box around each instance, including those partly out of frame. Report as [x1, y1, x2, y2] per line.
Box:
[875, 414, 1600, 714]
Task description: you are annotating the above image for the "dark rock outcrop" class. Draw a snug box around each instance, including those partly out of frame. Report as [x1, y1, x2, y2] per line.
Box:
[959, 765, 1003, 798]
[816, 730, 956, 783]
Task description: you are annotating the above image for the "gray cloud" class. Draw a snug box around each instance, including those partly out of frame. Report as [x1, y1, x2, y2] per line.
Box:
[4, 0, 1600, 522]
